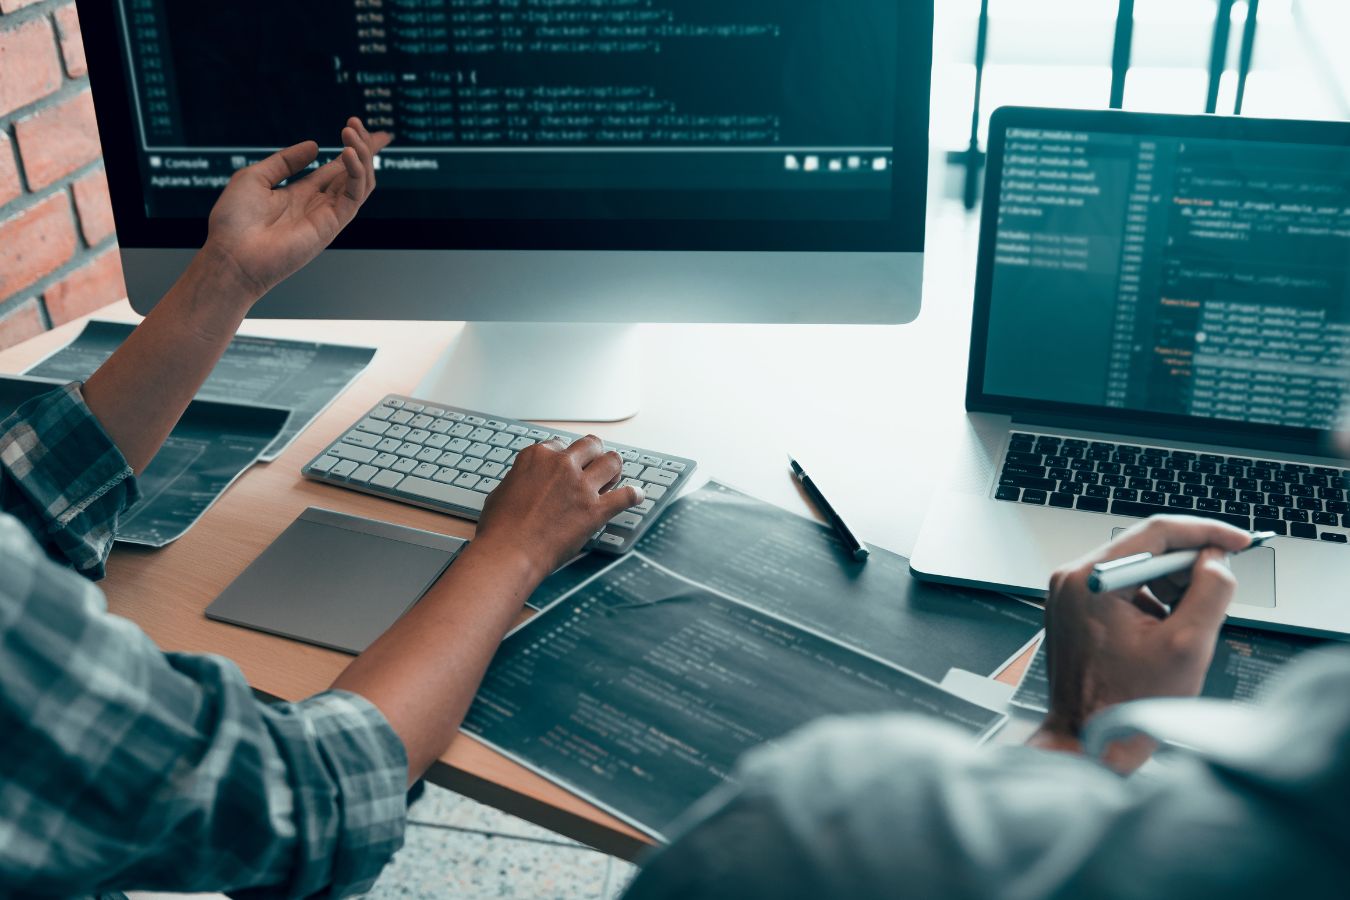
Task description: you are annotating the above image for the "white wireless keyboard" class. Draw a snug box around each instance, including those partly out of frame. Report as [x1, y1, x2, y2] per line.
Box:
[303, 395, 697, 553]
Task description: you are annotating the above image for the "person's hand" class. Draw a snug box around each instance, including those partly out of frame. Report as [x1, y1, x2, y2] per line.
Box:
[1031, 516, 1251, 766]
[202, 117, 390, 300]
[471, 435, 645, 582]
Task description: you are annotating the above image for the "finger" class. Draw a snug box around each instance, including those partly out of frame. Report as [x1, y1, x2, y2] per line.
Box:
[1143, 566, 1192, 606]
[583, 450, 623, 491]
[1127, 585, 1170, 620]
[341, 126, 373, 201]
[601, 484, 645, 517]
[1163, 547, 1238, 640]
[1095, 515, 1251, 564]
[249, 141, 319, 187]
[565, 434, 606, 467]
[349, 116, 393, 153]
[340, 146, 365, 203]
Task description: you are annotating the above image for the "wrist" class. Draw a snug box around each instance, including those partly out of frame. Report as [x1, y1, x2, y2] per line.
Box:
[460, 535, 552, 592]
[189, 241, 268, 310]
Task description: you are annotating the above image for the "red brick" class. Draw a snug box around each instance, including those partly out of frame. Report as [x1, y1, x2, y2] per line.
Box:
[44, 246, 125, 325]
[54, 4, 86, 78]
[72, 167, 114, 244]
[0, 193, 77, 298]
[0, 131, 19, 207]
[15, 91, 103, 190]
[0, 298, 45, 350]
[0, 17, 62, 118]
[0, 0, 46, 15]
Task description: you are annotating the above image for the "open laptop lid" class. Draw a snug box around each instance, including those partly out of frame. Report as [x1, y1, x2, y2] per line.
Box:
[966, 107, 1350, 457]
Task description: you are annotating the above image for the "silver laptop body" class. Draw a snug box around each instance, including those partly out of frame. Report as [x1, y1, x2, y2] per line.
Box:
[911, 107, 1350, 640]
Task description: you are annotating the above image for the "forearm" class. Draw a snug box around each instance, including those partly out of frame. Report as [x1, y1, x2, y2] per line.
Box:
[330, 540, 545, 783]
[81, 245, 261, 473]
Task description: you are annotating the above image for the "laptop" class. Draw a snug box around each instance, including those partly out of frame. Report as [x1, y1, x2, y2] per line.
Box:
[911, 107, 1350, 639]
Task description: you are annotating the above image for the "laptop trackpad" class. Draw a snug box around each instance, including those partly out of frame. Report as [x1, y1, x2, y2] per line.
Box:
[1109, 528, 1276, 608]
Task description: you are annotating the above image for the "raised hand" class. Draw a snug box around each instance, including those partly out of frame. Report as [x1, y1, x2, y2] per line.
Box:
[204, 117, 391, 298]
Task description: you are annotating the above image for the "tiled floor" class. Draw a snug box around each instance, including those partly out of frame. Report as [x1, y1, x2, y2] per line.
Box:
[367, 784, 637, 899]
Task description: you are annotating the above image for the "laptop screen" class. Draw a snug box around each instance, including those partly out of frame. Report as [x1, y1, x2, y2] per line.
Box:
[980, 124, 1350, 434]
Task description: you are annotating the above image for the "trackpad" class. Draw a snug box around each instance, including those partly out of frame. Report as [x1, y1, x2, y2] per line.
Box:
[1109, 528, 1276, 608]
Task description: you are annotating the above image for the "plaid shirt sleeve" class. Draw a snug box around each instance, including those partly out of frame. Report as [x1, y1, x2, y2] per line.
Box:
[0, 514, 409, 898]
[0, 382, 139, 578]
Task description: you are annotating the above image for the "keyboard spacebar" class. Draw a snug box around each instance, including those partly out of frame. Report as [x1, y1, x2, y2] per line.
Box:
[1110, 500, 1251, 530]
[397, 476, 487, 513]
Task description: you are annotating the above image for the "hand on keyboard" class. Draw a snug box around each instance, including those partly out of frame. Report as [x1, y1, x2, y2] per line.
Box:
[474, 434, 645, 579]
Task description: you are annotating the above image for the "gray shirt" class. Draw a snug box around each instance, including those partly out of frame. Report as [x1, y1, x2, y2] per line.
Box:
[624, 648, 1350, 899]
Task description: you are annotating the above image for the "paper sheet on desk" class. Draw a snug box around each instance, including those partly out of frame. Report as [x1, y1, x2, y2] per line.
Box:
[465, 552, 1009, 842]
[0, 375, 287, 548]
[530, 481, 1045, 681]
[25, 320, 374, 460]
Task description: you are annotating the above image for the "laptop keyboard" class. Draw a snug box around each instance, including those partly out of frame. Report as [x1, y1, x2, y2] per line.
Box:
[995, 432, 1349, 543]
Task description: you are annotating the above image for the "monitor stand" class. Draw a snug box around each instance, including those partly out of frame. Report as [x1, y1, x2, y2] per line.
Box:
[414, 322, 642, 422]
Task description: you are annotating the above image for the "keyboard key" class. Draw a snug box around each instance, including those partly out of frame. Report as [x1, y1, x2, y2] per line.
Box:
[486, 447, 512, 463]
[410, 415, 434, 429]
[466, 442, 491, 458]
[1060, 482, 1083, 495]
[509, 436, 535, 451]
[1167, 495, 1195, 509]
[376, 437, 401, 453]
[633, 498, 655, 514]
[1021, 489, 1048, 505]
[479, 462, 504, 478]
[468, 428, 494, 443]
[611, 512, 644, 529]
[396, 442, 420, 458]
[1004, 464, 1048, 478]
[329, 444, 377, 464]
[350, 464, 378, 484]
[662, 460, 687, 471]
[372, 470, 403, 490]
[425, 434, 451, 449]
[1225, 501, 1251, 516]
[384, 398, 404, 408]
[1212, 488, 1237, 501]
[370, 406, 394, 421]
[386, 424, 411, 440]
[464, 415, 486, 426]
[1321, 532, 1347, 543]
[489, 432, 514, 448]
[1048, 492, 1075, 508]
[373, 452, 399, 468]
[1313, 512, 1340, 526]
[1241, 491, 1265, 505]
[1112, 500, 1251, 530]
[528, 428, 552, 440]
[1290, 522, 1318, 539]
[644, 484, 668, 500]
[622, 461, 644, 478]
[1076, 496, 1108, 513]
[356, 418, 390, 435]
[1112, 488, 1138, 502]
[311, 455, 338, 473]
[1141, 491, 1166, 504]
[433, 467, 458, 484]
[454, 472, 481, 489]
[414, 463, 439, 479]
[390, 410, 414, 424]
[416, 447, 442, 463]
[1183, 484, 1208, 497]
[1155, 480, 1179, 495]
[458, 457, 483, 473]
[1196, 498, 1221, 512]
[1084, 485, 1110, 499]
[475, 477, 501, 493]
[598, 533, 626, 548]
[437, 451, 463, 467]
[639, 454, 663, 466]
[1253, 517, 1287, 536]
[1283, 508, 1309, 522]
[392, 458, 418, 474]
[999, 475, 1057, 492]
[404, 403, 425, 413]
[642, 467, 677, 486]
[330, 459, 358, 478]
[1298, 497, 1322, 511]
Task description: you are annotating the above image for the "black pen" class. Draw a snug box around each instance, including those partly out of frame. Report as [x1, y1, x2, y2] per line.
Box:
[789, 454, 869, 562]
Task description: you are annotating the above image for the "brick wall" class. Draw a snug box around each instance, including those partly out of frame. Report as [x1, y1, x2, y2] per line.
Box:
[0, 0, 124, 351]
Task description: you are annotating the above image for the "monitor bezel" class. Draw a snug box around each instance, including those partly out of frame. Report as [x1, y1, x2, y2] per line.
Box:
[77, 0, 932, 254]
[967, 106, 1350, 456]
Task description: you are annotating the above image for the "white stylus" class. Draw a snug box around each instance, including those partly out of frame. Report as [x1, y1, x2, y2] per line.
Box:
[1087, 531, 1278, 594]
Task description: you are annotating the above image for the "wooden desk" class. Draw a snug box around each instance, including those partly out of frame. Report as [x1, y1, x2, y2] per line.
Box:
[0, 207, 1036, 860]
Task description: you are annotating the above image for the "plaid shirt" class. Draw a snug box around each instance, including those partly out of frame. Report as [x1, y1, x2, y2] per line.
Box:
[0, 384, 408, 898]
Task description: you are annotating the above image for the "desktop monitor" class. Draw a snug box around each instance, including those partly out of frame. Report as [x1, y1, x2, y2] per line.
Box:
[78, 0, 934, 419]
